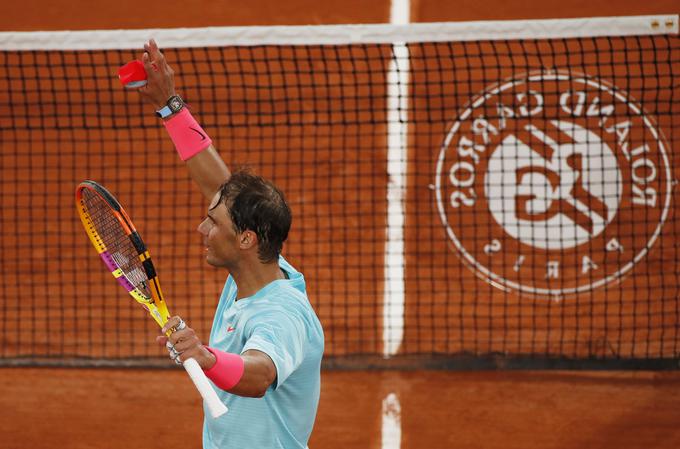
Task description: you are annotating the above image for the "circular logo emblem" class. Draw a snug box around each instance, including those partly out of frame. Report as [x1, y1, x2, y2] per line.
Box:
[435, 71, 672, 297]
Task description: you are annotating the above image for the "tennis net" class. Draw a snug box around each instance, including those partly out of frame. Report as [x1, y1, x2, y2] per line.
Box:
[1, 15, 678, 368]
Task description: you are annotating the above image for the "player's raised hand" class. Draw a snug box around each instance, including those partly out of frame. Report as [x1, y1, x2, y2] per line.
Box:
[138, 39, 176, 109]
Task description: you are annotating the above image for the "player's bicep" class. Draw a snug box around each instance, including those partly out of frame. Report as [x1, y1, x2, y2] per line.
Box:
[240, 349, 277, 394]
[243, 311, 306, 389]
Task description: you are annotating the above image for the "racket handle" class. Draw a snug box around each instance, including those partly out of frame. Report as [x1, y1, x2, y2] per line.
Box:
[183, 357, 229, 418]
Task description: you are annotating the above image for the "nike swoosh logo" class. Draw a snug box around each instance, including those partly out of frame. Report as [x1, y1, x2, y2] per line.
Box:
[189, 127, 207, 141]
[227, 326, 236, 332]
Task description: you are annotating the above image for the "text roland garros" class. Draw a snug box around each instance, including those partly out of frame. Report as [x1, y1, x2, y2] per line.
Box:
[435, 71, 672, 298]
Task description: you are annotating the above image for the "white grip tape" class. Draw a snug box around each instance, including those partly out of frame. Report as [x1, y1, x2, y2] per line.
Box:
[183, 357, 229, 418]
[171, 320, 228, 418]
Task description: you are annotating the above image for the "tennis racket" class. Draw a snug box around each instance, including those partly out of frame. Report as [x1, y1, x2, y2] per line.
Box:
[75, 180, 228, 418]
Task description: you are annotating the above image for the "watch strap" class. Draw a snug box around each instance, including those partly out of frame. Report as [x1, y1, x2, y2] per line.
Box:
[156, 95, 184, 118]
[156, 105, 173, 118]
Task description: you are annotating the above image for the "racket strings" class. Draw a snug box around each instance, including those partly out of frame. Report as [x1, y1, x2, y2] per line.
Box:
[82, 189, 152, 298]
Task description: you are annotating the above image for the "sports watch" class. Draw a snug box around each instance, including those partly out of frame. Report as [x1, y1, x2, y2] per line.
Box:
[155, 95, 185, 118]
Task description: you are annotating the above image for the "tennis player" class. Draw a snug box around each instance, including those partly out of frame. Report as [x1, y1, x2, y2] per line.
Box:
[135, 39, 324, 449]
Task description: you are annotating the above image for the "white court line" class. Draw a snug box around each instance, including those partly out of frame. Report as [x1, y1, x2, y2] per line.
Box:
[382, 393, 402, 449]
[383, 0, 410, 358]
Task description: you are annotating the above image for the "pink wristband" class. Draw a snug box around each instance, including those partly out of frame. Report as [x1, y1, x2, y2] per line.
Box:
[163, 108, 213, 161]
[203, 346, 245, 391]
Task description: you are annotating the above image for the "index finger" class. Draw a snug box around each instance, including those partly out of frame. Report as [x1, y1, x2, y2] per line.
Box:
[145, 39, 162, 58]
[162, 315, 183, 334]
[146, 39, 168, 70]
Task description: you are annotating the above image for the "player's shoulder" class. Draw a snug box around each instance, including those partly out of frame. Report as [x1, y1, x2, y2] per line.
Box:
[264, 280, 310, 313]
[278, 255, 303, 279]
[256, 279, 315, 321]
[244, 255, 315, 316]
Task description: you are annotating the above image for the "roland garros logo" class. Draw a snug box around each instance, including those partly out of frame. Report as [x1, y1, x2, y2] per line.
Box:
[435, 71, 672, 297]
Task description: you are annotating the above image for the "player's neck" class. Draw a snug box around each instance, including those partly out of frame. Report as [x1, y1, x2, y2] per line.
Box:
[232, 259, 285, 300]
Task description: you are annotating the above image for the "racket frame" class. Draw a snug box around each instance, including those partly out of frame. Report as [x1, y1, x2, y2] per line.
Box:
[76, 180, 170, 328]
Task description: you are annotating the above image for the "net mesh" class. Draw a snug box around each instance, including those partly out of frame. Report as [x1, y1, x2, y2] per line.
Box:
[80, 187, 152, 299]
[1, 21, 679, 367]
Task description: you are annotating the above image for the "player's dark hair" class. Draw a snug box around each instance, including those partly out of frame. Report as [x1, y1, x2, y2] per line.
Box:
[212, 169, 291, 263]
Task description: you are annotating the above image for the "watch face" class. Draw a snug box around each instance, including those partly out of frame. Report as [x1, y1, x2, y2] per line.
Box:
[168, 96, 183, 112]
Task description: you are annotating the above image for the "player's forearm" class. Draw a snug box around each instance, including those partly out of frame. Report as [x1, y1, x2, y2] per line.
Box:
[161, 108, 231, 201]
[136, 39, 230, 200]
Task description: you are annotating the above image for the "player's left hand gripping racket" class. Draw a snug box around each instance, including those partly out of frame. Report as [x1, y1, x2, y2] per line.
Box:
[76, 180, 228, 418]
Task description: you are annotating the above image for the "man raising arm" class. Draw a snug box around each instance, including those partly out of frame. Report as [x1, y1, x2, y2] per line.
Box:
[136, 39, 325, 449]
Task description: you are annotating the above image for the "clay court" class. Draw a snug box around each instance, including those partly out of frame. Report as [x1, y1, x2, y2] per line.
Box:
[1, 1, 679, 448]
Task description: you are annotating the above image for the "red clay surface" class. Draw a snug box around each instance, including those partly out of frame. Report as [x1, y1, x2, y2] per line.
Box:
[1, 368, 680, 449]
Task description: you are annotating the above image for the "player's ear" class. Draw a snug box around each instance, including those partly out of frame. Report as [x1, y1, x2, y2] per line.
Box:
[239, 230, 257, 250]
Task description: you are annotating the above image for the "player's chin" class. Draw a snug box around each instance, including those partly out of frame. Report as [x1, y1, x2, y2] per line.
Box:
[204, 253, 223, 268]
